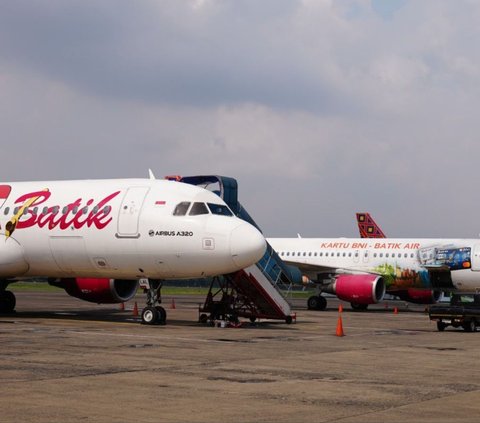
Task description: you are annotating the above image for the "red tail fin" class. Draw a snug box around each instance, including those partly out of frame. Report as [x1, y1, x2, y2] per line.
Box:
[356, 213, 386, 238]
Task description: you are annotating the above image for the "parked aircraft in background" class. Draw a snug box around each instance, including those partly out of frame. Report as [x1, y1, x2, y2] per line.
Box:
[0, 176, 266, 324]
[268, 236, 476, 310]
[355, 212, 444, 306]
[356, 213, 386, 238]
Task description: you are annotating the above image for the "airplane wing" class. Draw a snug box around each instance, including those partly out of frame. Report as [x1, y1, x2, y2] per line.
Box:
[280, 259, 382, 276]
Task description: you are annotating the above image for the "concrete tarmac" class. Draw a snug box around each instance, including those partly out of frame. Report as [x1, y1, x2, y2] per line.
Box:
[1, 291, 479, 423]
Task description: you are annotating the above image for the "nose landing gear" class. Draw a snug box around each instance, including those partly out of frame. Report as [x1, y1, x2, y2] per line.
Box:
[139, 279, 167, 325]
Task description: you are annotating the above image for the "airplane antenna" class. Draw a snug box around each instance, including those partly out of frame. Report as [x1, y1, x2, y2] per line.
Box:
[148, 169, 156, 180]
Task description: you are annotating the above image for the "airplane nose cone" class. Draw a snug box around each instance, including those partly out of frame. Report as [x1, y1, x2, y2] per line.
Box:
[230, 222, 266, 269]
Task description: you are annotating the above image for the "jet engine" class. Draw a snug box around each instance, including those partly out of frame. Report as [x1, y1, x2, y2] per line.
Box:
[395, 288, 442, 304]
[327, 274, 386, 305]
[51, 278, 138, 304]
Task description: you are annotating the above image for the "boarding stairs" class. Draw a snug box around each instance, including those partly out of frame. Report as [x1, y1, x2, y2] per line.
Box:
[177, 175, 299, 324]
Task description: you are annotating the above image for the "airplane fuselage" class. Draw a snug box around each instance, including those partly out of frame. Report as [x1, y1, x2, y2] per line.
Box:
[0, 179, 266, 281]
[268, 238, 480, 292]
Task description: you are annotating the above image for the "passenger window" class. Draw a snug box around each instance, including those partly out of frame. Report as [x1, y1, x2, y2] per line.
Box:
[4, 207, 9, 215]
[207, 203, 233, 216]
[173, 202, 191, 216]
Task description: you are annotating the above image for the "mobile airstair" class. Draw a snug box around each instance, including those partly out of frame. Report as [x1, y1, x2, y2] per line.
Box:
[176, 175, 300, 324]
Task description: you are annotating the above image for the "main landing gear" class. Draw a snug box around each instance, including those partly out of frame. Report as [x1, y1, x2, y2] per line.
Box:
[0, 281, 16, 314]
[139, 279, 167, 325]
[307, 295, 327, 310]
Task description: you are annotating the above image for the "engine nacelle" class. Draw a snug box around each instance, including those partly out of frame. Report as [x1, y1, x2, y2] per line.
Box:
[53, 278, 138, 304]
[329, 274, 386, 305]
[395, 288, 442, 304]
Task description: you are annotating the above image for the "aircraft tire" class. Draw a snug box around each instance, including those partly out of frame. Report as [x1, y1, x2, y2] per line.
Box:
[317, 295, 327, 310]
[155, 306, 167, 325]
[0, 291, 16, 313]
[307, 296, 319, 310]
[308, 295, 327, 311]
[285, 315, 293, 324]
[141, 306, 160, 325]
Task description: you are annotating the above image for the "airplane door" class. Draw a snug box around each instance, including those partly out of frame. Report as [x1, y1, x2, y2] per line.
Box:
[471, 244, 480, 271]
[117, 187, 150, 238]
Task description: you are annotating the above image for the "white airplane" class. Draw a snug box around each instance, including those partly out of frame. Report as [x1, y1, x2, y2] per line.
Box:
[268, 237, 479, 310]
[0, 176, 266, 324]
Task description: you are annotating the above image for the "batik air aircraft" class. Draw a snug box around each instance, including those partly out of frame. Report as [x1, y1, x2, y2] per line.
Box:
[268, 234, 479, 311]
[354, 212, 444, 305]
[0, 175, 266, 324]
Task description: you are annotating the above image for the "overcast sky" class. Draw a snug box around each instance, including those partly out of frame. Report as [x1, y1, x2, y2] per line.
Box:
[1, 0, 480, 238]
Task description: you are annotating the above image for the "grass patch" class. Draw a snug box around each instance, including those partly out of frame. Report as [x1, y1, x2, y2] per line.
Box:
[9, 282, 61, 292]
[8, 281, 315, 298]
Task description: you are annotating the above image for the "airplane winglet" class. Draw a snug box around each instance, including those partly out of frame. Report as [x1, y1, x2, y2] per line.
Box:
[297, 233, 302, 238]
[148, 169, 156, 180]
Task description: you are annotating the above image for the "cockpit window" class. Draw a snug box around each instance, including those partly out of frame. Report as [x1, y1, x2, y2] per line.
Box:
[189, 202, 209, 216]
[173, 202, 191, 216]
[207, 203, 233, 216]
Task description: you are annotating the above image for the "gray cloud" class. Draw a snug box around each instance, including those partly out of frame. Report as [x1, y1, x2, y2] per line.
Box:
[0, 1, 343, 111]
[2, 0, 480, 238]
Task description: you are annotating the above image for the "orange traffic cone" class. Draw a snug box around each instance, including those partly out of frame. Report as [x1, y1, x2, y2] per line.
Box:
[171, 298, 176, 309]
[336, 315, 345, 337]
[133, 302, 138, 317]
[393, 307, 398, 314]
[119, 302, 125, 311]
[338, 304, 343, 313]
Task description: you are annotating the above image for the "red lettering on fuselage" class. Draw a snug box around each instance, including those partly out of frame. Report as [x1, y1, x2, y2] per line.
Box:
[15, 190, 121, 231]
